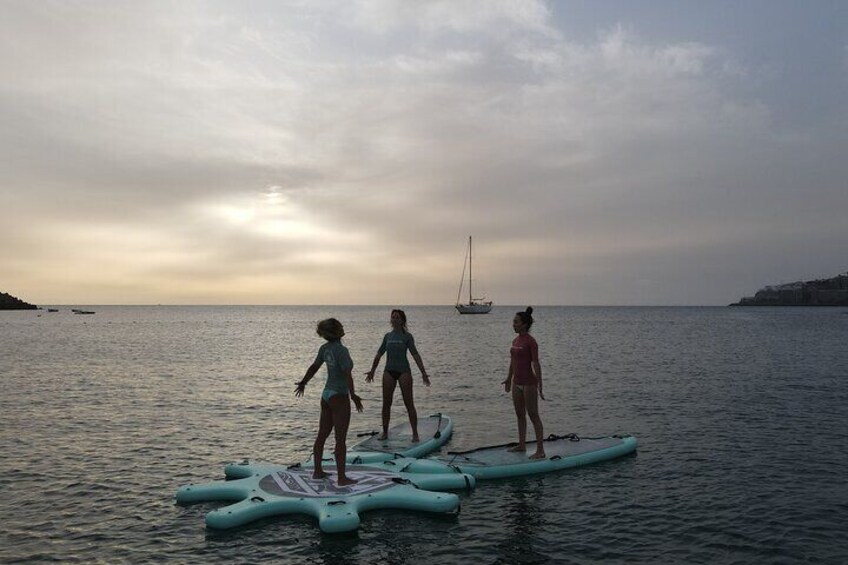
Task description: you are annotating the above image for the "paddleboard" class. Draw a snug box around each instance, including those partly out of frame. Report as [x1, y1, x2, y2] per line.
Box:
[404, 433, 637, 480]
[319, 413, 453, 464]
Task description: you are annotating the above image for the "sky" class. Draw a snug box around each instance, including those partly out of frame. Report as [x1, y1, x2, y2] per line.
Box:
[1, 0, 846, 306]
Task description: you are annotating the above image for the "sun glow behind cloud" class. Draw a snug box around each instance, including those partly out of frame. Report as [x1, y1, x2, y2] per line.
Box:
[1, 1, 845, 305]
[205, 187, 327, 241]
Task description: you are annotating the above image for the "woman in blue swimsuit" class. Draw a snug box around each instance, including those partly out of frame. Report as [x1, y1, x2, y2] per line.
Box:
[364, 309, 431, 441]
[295, 318, 364, 486]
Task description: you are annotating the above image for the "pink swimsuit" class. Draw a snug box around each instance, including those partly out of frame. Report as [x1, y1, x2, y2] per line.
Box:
[510, 334, 539, 386]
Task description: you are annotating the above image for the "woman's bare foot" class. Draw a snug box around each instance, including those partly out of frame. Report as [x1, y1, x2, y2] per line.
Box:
[337, 476, 359, 487]
[529, 451, 546, 460]
[507, 444, 526, 453]
[377, 433, 388, 441]
[411, 435, 420, 443]
[312, 470, 332, 479]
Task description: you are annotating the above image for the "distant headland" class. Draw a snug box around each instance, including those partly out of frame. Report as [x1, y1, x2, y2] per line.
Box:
[730, 272, 848, 306]
[0, 292, 38, 310]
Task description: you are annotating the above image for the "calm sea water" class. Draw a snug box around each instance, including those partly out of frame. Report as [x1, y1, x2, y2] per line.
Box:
[1, 306, 846, 564]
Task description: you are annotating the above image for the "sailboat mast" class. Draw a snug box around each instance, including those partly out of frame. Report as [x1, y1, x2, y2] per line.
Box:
[468, 236, 473, 303]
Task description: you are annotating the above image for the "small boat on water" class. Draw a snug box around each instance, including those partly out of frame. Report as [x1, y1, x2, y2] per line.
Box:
[47, 308, 59, 312]
[73, 310, 96, 315]
[455, 236, 492, 314]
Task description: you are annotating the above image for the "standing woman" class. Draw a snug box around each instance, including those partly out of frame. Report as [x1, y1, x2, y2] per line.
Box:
[502, 307, 546, 459]
[295, 318, 364, 486]
[365, 309, 431, 441]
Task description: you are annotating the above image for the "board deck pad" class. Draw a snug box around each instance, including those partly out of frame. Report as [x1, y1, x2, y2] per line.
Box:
[444, 436, 624, 466]
[353, 413, 449, 454]
[258, 466, 400, 498]
[312, 413, 454, 464]
[419, 434, 638, 480]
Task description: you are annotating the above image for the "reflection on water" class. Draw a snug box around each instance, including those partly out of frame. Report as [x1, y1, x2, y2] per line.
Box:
[316, 531, 361, 565]
[494, 481, 547, 565]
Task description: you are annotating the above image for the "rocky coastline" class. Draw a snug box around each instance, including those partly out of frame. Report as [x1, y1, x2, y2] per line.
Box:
[730, 272, 848, 306]
[0, 292, 38, 310]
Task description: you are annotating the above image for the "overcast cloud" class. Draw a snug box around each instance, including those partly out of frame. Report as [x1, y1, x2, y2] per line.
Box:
[1, 1, 846, 305]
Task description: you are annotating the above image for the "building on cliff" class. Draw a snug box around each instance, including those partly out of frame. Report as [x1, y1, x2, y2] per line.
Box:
[731, 272, 848, 306]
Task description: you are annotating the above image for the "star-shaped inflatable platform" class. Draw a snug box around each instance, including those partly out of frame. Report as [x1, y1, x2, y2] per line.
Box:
[176, 461, 474, 533]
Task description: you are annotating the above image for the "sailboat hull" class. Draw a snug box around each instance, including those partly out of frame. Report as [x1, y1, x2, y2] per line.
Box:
[455, 303, 492, 314]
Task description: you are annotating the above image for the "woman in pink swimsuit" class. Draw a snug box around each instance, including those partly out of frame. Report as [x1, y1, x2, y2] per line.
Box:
[502, 306, 546, 459]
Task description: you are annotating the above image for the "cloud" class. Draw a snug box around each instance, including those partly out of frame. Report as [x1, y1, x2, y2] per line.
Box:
[347, 0, 555, 36]
[1, 1, 845, 304]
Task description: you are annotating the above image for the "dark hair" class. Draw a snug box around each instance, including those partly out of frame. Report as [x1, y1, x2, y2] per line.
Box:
[316, 318, 344, 341]
[391, 309, 408, 333]
[515, 306, 534, 329]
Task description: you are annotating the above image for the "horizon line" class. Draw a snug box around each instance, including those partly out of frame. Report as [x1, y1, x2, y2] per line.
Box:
[18, 303, 729, 308]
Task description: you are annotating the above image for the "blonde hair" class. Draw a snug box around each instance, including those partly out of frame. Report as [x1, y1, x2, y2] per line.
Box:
[316, 318, 344, 341]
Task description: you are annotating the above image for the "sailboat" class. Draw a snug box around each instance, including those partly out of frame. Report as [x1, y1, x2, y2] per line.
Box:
[455, 236, 493, 314]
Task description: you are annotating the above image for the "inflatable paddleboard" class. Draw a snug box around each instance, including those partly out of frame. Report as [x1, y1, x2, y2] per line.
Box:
[176, 460, 473, 533]
[322, 413, 453, 465]
[403, 433, 637, 480]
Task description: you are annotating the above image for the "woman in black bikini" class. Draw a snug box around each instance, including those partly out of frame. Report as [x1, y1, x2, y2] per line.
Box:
[365, 309, 431, 441]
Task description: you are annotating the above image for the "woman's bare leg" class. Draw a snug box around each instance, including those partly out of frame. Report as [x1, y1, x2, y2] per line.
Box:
[380, 372, 397, 440]
[313, 400, 334, 478]
[329, 394, 357, 486]
[397, 373, 418, 441]
[524, 386, 546, 459]
[508, 385, 527, 452]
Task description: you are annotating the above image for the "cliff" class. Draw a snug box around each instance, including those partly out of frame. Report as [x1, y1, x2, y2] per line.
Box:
[0, 292, 38, 310]
[730, 272, 848, 306]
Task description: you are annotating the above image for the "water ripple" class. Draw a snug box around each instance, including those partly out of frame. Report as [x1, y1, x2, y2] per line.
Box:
[2, 306, 847, 563]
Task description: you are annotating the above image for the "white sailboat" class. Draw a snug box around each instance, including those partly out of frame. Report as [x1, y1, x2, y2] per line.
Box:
[455, 236, 493, 314]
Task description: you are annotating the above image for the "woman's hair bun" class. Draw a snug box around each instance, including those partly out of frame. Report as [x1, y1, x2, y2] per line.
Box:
[515, 307, 534, 329]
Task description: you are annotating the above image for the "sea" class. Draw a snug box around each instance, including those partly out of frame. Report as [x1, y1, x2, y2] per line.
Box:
[1, 305, 846, 564]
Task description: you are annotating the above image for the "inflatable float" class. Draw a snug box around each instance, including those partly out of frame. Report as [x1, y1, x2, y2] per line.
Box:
[331, 412, 453, 465]
[176, 459, 474, 533]
[403, 434, 638, 480]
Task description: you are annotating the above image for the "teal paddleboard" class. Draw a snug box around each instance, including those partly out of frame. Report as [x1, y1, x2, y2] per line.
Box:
[403, 433, 637, 480]
[317, 413, 452, 465]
